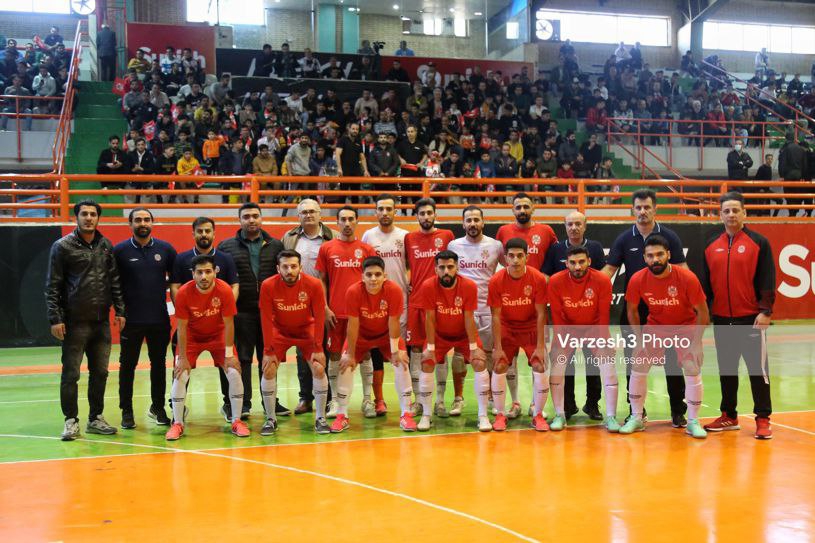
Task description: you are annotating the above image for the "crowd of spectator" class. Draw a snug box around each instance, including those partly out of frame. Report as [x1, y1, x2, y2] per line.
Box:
[0, 26, 73, 130]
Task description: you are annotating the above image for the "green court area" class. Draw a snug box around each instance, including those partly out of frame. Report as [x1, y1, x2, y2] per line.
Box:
[2, 327, 814, 464]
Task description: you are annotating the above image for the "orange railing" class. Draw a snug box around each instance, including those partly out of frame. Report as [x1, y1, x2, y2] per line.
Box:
[0, 175, 813, 223]
[52, 20, 85, 174]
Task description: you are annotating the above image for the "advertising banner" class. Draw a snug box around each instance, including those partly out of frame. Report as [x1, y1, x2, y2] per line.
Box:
[126, 22, 216, 74]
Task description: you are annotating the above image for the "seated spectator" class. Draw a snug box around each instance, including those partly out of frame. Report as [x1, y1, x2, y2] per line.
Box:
[585, 99, 609, 137]
[155, 146, 177, 203]
[176, 147, 201, 203]
[353, 55, 377, 81]
[252, 143, 279, 202]
[441, 148, 464, 178]
[705, 102, 729, 147]
[1, 74, 33, 131]
[32, 64, 57, 113]
[180, 48, 203, 83]
[394, 40, 415, 56]
[127, 49, 151, 75]
[96, 135, 127, 188]
[572, 153, 593, 179]
[309, 145, 337, 176]
[679, 100, 705, 146]
[354, 89, 379, 120]
[148, 83, 170, 109]
[298, 48, 321, 78]
[594, 156, 616, 203]
[357, 40, 375, 56]
[558, 130, 578, 165]
[43, 26, 63, 51]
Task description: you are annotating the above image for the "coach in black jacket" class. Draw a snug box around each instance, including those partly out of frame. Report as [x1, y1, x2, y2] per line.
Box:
[217, 203, 288, 419]
[46, 200, 125, 441]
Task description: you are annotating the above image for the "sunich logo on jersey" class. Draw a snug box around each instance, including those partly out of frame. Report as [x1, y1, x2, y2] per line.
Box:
[332, 257, 361, 268]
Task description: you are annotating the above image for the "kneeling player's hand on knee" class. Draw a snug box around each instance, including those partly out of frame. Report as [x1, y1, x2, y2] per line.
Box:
[174, 355, 191, 378]
[224, 355, 240, 372]
[392, 349, 409, 368]
[339, 353, 354, 373]
[470, 347, 486, 364]
[533, 348, 548, 371]
[311, 351, 326, 368]
[421, 348, 435, 364]
[261, 354, 278, 378]
[492, 348, 506, 367]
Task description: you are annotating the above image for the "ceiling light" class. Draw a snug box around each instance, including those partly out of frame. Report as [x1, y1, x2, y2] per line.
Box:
[400, 16, 410, 21]
[393, 4, 399, 9]
[474, 11, 482, 16]
[449, 8, 455, 13]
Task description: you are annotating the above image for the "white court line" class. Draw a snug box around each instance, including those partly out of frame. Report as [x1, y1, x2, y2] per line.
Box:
[0, 434, 540, 543]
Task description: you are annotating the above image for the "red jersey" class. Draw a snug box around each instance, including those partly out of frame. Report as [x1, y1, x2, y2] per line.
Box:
[416, 275, 478, 341]
[625, 265, 706, 326]
[548, 268, 612, 325]
[259, 273, 326, 349]
[315, 238, 377, 318]
[495, 223, 557, 270]
[405, 228, 455, 303]
[487, 267, 547, 332]
[174, 279, 237, 343]
[346, 280, 404, 341]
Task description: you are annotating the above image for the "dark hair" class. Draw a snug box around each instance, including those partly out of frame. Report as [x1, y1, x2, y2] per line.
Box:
[435, 250, 458, 263]
[337, 205, 358, 219]
[375, 193, 397, 206]
[632, 189, 657, 205]
[135, 137, 146, 145]
[277, 249, 301, 263]
[505, 237, 528, 253]
[512, 192, 532, 203]
[238, 202, 261, 217]
[192, 216, 215, 231]
[644, 234, 670, 251]
[719, 191, 745, 208]
[566, 246, 590, 258]
[462, 205, 483, 219]
[73, 199, 101, 216]
[190, 254, 215, 270]
[128, 207, 153, 222]
[258, 144, 269, 151]
[108, 134, 119, 142]
[414, 198, 436, 213]
[362, 256, 386, 270]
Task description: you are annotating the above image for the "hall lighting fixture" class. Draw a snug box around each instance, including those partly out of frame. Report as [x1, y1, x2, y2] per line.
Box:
[449, 7, 455, 12]
[393, 4, 399, 9]
[474, 11, 482, 16]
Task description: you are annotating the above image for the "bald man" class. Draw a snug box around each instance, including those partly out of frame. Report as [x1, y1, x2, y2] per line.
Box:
[542, 211, 607, 420]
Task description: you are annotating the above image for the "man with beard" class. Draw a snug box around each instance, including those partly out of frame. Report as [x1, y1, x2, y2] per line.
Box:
[331, 257, 414, 433]
[367, 132, 400, 189]
[487, 238, 549, 433]
[165, 255, 249, 440]
[335, 122, 369, 201]
[495, 192, 557, 418]
[603, 190, 690, 427]
[316, 207, 377, 419]
[397, 125, 428, 209]
[404, 199, 456, 415]
[547, 246, 619, 432]
[361, 194, 409, 416]
[113, 208, 177, 429]
[414, 251, 485, 431]
[170, 217, 239, 419]
[447, 206, 504, 426]
[259, 250, 330, 435]
[621, 235, 710, 439]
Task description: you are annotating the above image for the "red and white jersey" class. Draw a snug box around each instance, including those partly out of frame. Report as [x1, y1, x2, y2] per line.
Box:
[174, 279, 237, 343]
[415, 275, 478, 342]
[625, 265, 706, 326]
[346, 280, 405, 342]
[259, 273, 326, 347]
[495, 222, 557, 271]
[362, 226, 409, 300]
[487, 267, 547, 332]
[447, 235, 503, 311]
[548, 268, 612, 326]
[315, 238, 377, 318]
[405, 228, 455, 305]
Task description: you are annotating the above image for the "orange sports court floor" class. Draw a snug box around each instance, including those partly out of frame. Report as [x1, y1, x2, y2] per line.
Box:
[1, 326, 814, 542]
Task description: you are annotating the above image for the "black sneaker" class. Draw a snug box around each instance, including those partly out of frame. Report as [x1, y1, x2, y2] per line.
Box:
[565, 405, 579, 420]
[241, 405, 250, 421]
[582, 403, 604, 421]
[275, 400, 292, 416]
[672, 414, 688, 428]
[260, 418, 278, 436]
[220, 404, 233, 422]
[121, 410, 136, 429]
[314, 417, 331, 435]
[147, 405, 171, 426]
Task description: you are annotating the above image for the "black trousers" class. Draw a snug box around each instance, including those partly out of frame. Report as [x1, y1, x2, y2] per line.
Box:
[118, 322, 171, 411]
[621, 301, 687, 416]
[99, 55, 116, 82]
[60, 319, 111, 421]
[564, 349, 602, 411]
[785, 183, 813, 217]
[712, 315, 772, 418]
[234, 312, 266, 411]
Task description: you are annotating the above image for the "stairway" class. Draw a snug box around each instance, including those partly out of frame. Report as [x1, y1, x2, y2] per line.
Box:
[63, 81, 127, 207]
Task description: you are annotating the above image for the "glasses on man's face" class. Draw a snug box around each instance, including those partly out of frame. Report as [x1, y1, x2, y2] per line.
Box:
[300, 209, 319, 215]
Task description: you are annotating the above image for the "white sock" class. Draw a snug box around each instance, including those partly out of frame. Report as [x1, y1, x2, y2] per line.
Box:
[507, 358, 519, 403]
[418, 371, 434, 415]
[336, 367, 354, 416]
[549, 367, 564, 416]
[170, 369, 189, 424]
[600, 363, 618, 418]
[491, 372, 507, 415]
[260, 375, 277, 422]
[409, 350, 422, 398]
[629, 372, 648, 419]
[474, 369, 491, 417]
[532, 370, 549, 417]
[435, 361, 448, 403]
[360, 357, 374, 402]
[313, 374, 328, 420]
[225, 366, 244, 423]
[685, 374, 703, 419]
[328, 358, 339, 402]
[393, 364, 413, 415]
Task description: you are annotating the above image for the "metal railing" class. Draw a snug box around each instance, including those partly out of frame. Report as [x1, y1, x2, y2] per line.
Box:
[52, 20, 85, 174]
[0, 175, 812, 223]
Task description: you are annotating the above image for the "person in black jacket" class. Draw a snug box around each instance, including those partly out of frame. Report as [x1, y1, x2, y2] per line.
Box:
[96, 23, 117, 81]
[46, 200, 126, 441]
[127, 137, 157, 203]
[778, 131, 810, 216]
[368, 132, 399, 190]
[96, 135, 126, 189]
[217, 203, 289, 420]
[726, 139, 753, 181]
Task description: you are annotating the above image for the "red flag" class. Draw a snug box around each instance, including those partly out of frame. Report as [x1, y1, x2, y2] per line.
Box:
[171, 103, 180, 122]
[143, 120, 157, 141]
[34, 35, 49, 51]
[112, 77, 127, 97]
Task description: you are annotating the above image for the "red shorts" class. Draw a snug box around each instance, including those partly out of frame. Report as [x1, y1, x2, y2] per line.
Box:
[266, 335, 321, 362]
[499, 329, 542, 366]
[345, 336, 407, 364]
[424, 336, 482, 365]
[185, 340, 225, 368]
[326, 318, 348, 354]
[406, 306, 425, 347]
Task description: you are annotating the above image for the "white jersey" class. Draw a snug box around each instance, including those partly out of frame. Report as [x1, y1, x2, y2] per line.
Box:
[448, 235, 503, 311]
[362, 226, 409, 302]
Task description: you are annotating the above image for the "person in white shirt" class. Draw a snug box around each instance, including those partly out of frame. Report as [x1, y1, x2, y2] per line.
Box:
[615, 42, 630, 65]
[447, 205, 504, 418]
[285, 90, 308, 127]
[361, 193, 411, 414]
